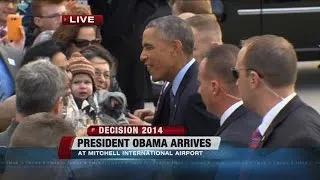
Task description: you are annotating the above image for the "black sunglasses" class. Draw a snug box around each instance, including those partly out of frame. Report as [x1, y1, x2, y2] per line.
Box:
[73, 39, 101, 48]
[231, 67, 263, 79]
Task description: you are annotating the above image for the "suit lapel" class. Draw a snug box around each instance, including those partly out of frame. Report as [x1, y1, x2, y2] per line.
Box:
[169, 62, 197, 123]
[258, 96, 303, 147]
[215, 105, 247, 136]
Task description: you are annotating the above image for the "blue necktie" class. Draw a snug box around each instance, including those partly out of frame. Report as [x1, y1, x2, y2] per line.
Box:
[169, 89, 176, 121]
[155, 82, 169, 112]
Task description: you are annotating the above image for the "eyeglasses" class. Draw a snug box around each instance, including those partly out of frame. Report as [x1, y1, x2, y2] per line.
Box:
[37, 13, 63, 20]
[231, 67, 263, 79]
[95, 71, 111, 79]
[73, 39, 101, 48]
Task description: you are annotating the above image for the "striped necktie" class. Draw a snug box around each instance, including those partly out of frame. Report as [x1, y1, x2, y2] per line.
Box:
[169, 89, 175, 120]
[249, 129, 263, 148]
[155, 82, 169, 111]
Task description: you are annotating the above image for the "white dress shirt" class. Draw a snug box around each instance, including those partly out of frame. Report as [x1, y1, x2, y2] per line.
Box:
[258, 93, 297, 136]
[220, 101, 244, 126]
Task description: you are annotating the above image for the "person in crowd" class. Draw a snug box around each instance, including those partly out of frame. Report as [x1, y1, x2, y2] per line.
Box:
[52, 23, 102, 58]
[129, 15, 220, 135]
[22, 40, 79, 124]
[170, 0, 212, 15]
[52, 4, 101, 57]
[89, 0, 171, 112]
[235, 35, 320, 148]
[186, 14, 222, 62]
[198, 44, 260, 146]
[2, 112, 75, 180]
[0, 40, 70, 131]
[0, 0, 19, 38]
[0, 1, 25, 103]
[0, 44, 24, 103]
[0, 59, 66, 146]
[26, 0, 66, 47]
[9, 112, 75, 147]
[68, 52, 97, 127]
[80, 45, 121, 92]
[22, 40, 71, 95]
[53, 22, 122, 92]
[0, 0, 26, 48]
[69, 53, 129, 129]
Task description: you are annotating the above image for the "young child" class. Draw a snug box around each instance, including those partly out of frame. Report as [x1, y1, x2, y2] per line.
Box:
[69, 52, 97, 128]
[68, 52, 129, 131]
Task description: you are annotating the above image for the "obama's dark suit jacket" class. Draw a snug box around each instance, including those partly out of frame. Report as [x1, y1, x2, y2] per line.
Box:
[152, 62, 220, 135]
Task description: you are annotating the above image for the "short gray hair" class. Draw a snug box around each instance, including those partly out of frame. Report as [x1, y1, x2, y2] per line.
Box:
[146, 15, 194, 55]
[16, 59, 66, 116]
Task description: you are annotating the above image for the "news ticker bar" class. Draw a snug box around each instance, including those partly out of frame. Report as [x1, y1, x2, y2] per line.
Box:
[58, 136, 221, 159]
[69, 150, 208, 159]
[87, 126, 186, 136]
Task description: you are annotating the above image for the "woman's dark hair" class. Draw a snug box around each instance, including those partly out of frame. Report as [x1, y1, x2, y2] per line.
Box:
[21, 40, 67, 68]
[52, 25, 102, 57]
[80, 45, 117, 75]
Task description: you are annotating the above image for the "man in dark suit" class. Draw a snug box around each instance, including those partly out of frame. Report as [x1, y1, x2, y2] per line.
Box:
[129, 15, 219, 135]
[235, 35, 320, 148]
[197, 44, 260, 145]
[88, 0, 171, 112]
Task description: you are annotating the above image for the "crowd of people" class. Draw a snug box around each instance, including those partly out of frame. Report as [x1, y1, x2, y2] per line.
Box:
[0, 0, 319, 179]
[0, 0, 319, 162]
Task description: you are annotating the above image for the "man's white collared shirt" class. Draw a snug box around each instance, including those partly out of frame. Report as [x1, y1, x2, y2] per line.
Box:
[258, 93, 297, 136]
[220, 101, 243, 126]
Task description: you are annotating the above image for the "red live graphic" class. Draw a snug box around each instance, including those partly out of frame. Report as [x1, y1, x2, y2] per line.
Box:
[62, 15, 103, 25]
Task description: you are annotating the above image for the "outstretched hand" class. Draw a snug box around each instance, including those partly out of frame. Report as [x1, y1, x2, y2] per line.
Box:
[133, 109, 154, 122]
[127, 113, 151, 126]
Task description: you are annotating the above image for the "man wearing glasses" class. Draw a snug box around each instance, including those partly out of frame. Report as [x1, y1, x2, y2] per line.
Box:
[234, 35, 320, 148]
[24, 0, 66, 47]
[32, 0, 66, 31]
